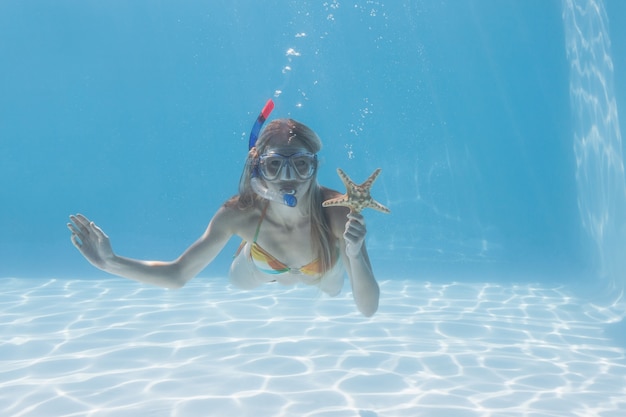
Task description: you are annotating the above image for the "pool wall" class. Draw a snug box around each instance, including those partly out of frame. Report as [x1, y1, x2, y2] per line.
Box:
[0, 0, 625, 313]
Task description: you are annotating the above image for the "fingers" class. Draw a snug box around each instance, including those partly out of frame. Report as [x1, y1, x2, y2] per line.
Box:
[345, 214, 366, 236]
[71, 213, 90, 225]
[69, 214, 90, 235]
[70, 233, 82, 249]
[67, 221, 79, 235]
[344, 222, 365, 245]
[68, 213, 106, 243]
[68, 215, 86, 249]
[68, 216, 85, 238]
[344, 229, 364, 248]
[346, 212, 365, 224]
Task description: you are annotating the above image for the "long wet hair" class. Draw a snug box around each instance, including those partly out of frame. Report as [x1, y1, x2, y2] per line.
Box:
[233, 118, 336, 276]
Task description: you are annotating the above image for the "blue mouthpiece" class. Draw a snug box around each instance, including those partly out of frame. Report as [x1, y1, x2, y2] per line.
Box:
[283, 194, 297, 207]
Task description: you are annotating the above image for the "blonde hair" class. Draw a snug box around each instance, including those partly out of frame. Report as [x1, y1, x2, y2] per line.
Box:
[233, 119, 336, 276]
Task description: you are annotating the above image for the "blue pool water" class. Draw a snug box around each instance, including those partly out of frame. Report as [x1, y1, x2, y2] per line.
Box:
[1, 1, 626, 416]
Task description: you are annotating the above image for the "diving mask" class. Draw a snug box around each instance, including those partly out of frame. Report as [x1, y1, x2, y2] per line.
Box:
[257, 151, 317, 181]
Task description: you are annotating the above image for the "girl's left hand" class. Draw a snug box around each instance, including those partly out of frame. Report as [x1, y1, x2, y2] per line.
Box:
[344, 212, 366, 258]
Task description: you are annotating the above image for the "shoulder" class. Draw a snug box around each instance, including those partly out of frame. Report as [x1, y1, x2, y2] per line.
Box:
[320, 186, 340, 201]
[319, 186, 350, 237]
[212, 196, 264, 240]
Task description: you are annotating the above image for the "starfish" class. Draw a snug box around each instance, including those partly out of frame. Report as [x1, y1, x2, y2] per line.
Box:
[322, 168, 390, 214]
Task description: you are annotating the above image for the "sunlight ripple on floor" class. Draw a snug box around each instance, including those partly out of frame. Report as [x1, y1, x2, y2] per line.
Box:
[1, 278, 625, 417]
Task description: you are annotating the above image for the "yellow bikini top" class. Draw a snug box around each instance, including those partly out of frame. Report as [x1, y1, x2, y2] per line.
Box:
[236, 203, 325, 276]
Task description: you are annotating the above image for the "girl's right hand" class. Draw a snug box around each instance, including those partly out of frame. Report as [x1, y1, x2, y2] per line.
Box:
[67, 214, 114, 270]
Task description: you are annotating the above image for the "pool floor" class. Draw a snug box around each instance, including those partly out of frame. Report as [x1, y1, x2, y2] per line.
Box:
[1, 278, 625, 417]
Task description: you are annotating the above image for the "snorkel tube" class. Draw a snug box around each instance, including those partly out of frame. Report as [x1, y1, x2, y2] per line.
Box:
[248, 99, 297, 207]
[248, 99, 275, 150]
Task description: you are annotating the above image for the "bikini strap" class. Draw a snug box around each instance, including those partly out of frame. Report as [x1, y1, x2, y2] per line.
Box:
[253, 201, 270, 243]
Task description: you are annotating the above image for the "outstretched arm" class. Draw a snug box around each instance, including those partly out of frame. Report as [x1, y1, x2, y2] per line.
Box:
[68, 208, 234, 289]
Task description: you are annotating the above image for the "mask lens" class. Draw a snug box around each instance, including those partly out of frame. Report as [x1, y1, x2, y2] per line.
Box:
[259, 155, 285, 180]
[291, 154, 316, 178]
